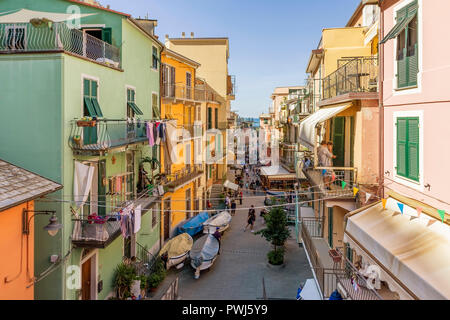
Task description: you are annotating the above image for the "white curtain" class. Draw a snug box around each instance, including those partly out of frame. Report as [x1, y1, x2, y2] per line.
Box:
[73, 161, 95, 208]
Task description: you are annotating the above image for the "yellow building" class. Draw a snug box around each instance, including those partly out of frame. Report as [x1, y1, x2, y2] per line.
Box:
[165, 35, 234, 199]
[160, 48, 204, 242]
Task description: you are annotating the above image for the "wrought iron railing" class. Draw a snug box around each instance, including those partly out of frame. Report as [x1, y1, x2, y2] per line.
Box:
[332, 248, 383, 300]
[136, 241, 157, 271]
[161, 165, 203, 191]
[227, 75, 236, 96]
[162, 83, 220, 103]
[69, 119, 148, 153]
[322, 56, 378, 100]
[0, 22, 120, 67]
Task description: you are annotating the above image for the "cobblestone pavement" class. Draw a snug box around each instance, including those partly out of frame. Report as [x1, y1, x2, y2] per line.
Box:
[154, 168, 313, 300]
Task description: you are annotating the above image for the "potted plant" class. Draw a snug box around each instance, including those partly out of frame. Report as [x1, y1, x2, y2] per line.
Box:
[256, 207, 291, 266]
[113, 262, 137, 300]
[148, 257, 167, 291]
[77, 117, 97, 127]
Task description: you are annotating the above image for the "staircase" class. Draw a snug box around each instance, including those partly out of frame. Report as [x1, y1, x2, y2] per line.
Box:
[210, 184, 225, 210]
[135, 242, 157, 276]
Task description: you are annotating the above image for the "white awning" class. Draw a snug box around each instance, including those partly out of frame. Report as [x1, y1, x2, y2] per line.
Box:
[344, 199, 450, 300]
[299, 103, 352, 149]
[223, 180, 239, 191]
[0, 8, 95, 23]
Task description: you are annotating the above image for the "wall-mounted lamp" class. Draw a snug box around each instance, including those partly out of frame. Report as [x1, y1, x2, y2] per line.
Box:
[23, 209, 62, 237]
[385, 171, 390, 176]
[424, 184, 431, 191]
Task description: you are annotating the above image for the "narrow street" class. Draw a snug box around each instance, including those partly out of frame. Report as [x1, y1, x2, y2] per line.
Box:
[153, 169, 312, 300]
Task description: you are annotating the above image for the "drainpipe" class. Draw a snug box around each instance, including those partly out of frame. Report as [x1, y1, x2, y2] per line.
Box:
[378, 0, 385, 199]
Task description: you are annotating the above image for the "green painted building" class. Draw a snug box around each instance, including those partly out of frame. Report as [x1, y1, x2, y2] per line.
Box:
[0, 0, 164, 300]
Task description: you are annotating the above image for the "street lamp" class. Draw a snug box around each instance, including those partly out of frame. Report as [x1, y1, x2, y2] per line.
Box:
[23, 209, 62, 237]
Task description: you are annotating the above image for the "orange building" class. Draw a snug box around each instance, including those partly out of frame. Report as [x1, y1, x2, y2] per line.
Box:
[0, 159, 62, 300]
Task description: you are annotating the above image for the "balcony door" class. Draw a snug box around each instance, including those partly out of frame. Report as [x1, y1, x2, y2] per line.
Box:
[126, 152, 135, 200]
[332, 117, 345, 167]
[163, 198, 171, 241]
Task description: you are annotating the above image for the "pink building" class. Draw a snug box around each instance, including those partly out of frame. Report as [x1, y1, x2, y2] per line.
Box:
[344, 0, 450, 300]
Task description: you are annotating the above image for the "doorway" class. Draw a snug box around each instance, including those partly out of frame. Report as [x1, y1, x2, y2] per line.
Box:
[332, 117, 345, 167]
[328, 207, 333, 248]
[80, 250, 98, 300]
[81, 258, 91, 300]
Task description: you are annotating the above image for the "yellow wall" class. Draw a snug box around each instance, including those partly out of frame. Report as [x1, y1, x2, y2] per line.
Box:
[322, 27, 372, 76]
[0, 201, 34, 300]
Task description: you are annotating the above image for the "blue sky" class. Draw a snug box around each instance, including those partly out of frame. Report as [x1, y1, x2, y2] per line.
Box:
[103, 0, 361, 117]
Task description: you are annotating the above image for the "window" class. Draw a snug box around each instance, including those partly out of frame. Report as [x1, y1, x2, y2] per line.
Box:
[152, 93, 160, 119]
[214, 108, 218, 129]
[208, 107, 212, 130]
[162, 64, 175, 98]
[83, 78, 103, 117]
[127, 88, 143, 118]
[185, 189, 191, 219]
[396, 3, 418, 88]
[396, 117, 419, 182]
[152, 46, 159, 69]
[186, 72, 192, 99]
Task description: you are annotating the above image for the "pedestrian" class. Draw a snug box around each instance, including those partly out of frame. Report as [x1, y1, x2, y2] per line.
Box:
[244, 205, 256, 233]
[213, 227, 221, 254]
[225, 194, 231, 209]
[231, 200, 237, 216]
[239, 191, 243, 205]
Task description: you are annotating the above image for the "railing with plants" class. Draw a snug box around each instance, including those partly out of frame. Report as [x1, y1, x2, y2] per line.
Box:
[322, 56, 378, 100]
[69, 119, 148, 153]
[0, 22, 120, 67]
[161, 165, 203, 191]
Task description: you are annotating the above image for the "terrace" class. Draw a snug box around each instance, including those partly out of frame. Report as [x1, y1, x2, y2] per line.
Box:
[0, 22, 121, 68]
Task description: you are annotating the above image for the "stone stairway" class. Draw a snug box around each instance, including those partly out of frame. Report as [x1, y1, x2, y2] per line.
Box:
[210, 184, 224, 209]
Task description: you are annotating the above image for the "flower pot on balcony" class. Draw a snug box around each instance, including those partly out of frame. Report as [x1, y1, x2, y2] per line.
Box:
[329, 249, 342, 263]
[77, 120, 97, 127]
[73, 135, 82, 148]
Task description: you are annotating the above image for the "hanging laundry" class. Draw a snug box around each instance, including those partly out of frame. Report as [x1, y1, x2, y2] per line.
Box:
[154, 122, 161, 145]
[159, 122, 166, 142]
[116, 176, 122, 193]
[146, 121, 155, 147]
[134, 205, 142, 233]
[120, 213, 129, 238]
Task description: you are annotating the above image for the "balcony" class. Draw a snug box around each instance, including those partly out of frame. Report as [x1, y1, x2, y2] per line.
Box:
[161, 165, 203, 192]
[71, 191, 158, 248]
[227, 75, 236, 100]
[162, 83, 220, 104]
[280, 157, 295, 173]
[0, 22, 120, 68]
[303, 165, 357, 199]
[69, 119, 148, 155]
[322, 57, 378, 101]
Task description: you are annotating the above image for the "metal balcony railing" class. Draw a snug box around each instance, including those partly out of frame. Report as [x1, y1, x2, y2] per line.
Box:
[69, 119, 148, 153]
[322, 56, 378, 100]
[227, 75, 236, 96]
[161, 165, 203, 191]
[332, 248, 383, 300]
[0, 22, 120, 67]
[162, 83, 220, 103]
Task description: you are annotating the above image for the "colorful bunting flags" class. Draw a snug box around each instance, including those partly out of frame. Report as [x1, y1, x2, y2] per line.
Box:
[438, 210, 446, 223]
[331, 173, 336, 182]
[397, 203, 404, 214]
[416, 207, 422, 218]
[427, 220, 437, 227]
[353, 187, 359, 197]
[381, 199, 387, 210]
[341, 181, 347, 190]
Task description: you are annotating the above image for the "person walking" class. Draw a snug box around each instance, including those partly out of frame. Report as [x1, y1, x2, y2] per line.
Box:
[239, 191, 243, 205]
[244, 205, 256, 233]
[231, 200, 237, 216]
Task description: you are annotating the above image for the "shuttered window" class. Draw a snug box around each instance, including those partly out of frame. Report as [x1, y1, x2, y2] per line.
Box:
[152, 93, 160, 119]
[83, 79, 103, 117]
[152, 46, 159, 69]
[127, 88, 144, 117]
[396, 1, 418, 88]
[396, 117, 419, 182]
[208, 107, 212, 130]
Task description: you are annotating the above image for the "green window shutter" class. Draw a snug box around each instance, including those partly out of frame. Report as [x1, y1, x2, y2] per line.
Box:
[408, 45, 418, 87]
[91, 81, 98, 98]
[84, 79, 91, 96]
[407, 118, 420, 181]
[91, 97, 103, 118]
[128, 102, 143, 116]
[398, 50, 408, 88]
[396, 118, 408, 177]
[208, 108, 212, 129]
[84, 97, 97, 117]
[101, 27, 112, 45]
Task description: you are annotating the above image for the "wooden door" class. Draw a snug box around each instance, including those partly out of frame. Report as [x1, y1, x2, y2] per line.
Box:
[81, 258, 91, 300]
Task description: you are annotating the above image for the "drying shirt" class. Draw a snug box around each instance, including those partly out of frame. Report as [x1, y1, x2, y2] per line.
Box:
[318, 146, 333, 167]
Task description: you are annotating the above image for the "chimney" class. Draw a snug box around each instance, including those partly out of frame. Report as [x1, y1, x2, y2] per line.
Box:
[182, 32, 185, 38]
[165, 34, 169, 41]
[190, 32, 194, 38]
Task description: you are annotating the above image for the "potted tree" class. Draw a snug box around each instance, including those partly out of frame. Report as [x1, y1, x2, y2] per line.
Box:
[148, 257, 167, 292]
[256, 207, 291, 266]
[113, 262, 137, 300]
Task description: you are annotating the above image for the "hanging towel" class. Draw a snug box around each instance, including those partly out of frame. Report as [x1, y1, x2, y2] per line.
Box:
[159, 122, 166, 142]
[154, 122, 161, 145]
[74, 161, 95, 208]
[164, 120, 178, 165]
[146, 122, 155, 147]
[116, 176, 122, 193]
[134, 205, 141, 233]
[120, 213, 129, 238]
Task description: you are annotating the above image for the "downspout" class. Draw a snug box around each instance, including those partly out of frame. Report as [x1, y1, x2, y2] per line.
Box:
[378, 0, 385, 199]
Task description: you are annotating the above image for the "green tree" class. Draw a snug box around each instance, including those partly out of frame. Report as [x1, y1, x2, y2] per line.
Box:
[256, 207, 291, 265]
